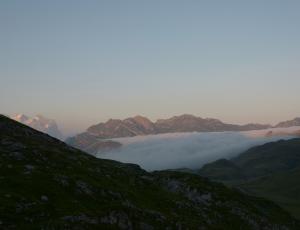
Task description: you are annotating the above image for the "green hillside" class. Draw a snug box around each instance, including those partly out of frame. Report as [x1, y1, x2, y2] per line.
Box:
[239, 168, 300, 220]
[198, 139, 300, 219]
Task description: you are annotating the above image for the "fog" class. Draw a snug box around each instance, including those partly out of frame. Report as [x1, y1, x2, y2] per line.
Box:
[97, 127, 300, 171]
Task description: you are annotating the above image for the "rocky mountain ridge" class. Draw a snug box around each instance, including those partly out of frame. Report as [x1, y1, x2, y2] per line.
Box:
[275, 117, 300, 128]
[87, 114, 272, 138]
[67, 114, 272, 154]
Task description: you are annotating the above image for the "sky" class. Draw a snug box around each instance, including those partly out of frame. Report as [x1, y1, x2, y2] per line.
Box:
[1, 0, 300, 135]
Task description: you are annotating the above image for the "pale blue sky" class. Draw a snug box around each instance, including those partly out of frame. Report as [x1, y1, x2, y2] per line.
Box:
[1, 0, 300, 135]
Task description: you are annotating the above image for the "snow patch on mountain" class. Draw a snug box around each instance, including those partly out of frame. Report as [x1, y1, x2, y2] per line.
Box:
[11, 114, 63, 140]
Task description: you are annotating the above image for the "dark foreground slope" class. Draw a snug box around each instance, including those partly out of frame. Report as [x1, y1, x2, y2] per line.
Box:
[0, 115, 299, 229]
[198, 139, 300, 219]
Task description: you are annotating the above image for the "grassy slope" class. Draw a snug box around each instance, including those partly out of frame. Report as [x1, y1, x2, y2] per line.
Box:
[198, 139, 300, 220]
[239, 168, 300, 219]
[0, 115, 299, 229]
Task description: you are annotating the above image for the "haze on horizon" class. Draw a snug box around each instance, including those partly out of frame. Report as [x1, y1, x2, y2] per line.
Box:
[99, 128, 299, 171]
[1, 0, 300, 135]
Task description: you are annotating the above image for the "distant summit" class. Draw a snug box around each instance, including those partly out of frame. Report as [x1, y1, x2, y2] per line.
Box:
[84, 114, 272, 139]
[275, 117, 300, 128]
[11, 114, 63, 140]
[155, 114, 271, 133]
[67, 114, 271, 154]
[87, 115, 156, 138]
[13, 114, 29, 123]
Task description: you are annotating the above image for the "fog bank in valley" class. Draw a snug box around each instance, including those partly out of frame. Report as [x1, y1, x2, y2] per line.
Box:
[97, 127, 300, 171]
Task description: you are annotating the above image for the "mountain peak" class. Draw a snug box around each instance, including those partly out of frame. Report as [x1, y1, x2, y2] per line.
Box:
[11, 114, 63, 140]
[176, 114, 198, 119]
[133, 115, 149, 120]
[12, 113, 30, 123]
[275, 117, 300, 128]
[34, 114, 47, 120]
[131, 115, 153, 125]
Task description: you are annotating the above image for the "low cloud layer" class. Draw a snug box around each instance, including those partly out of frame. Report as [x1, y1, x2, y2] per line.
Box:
[97, 128, 300, 171]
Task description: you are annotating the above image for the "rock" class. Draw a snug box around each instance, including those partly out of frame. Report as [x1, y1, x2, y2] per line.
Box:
[140, 222, 154, 230]
[76, 180, 93, 195]
[25, 165, 34, 170]
[9, 142, 26, 151]
[41, 195, 48, 202]
[62, 214, 98, 224]
[54, 175, 69, 187]
[9, 152, 24, 160]
[100, 211, 132, 229]
[5, 194, 11, 198]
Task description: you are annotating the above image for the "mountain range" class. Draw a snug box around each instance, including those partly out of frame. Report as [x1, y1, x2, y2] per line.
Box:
[0, 114, 299, 229]
[275, 117, 300, 128]
[87, 114, 272, 138]
[67, 114, 300, 154]
[11, 114, 63, 140]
